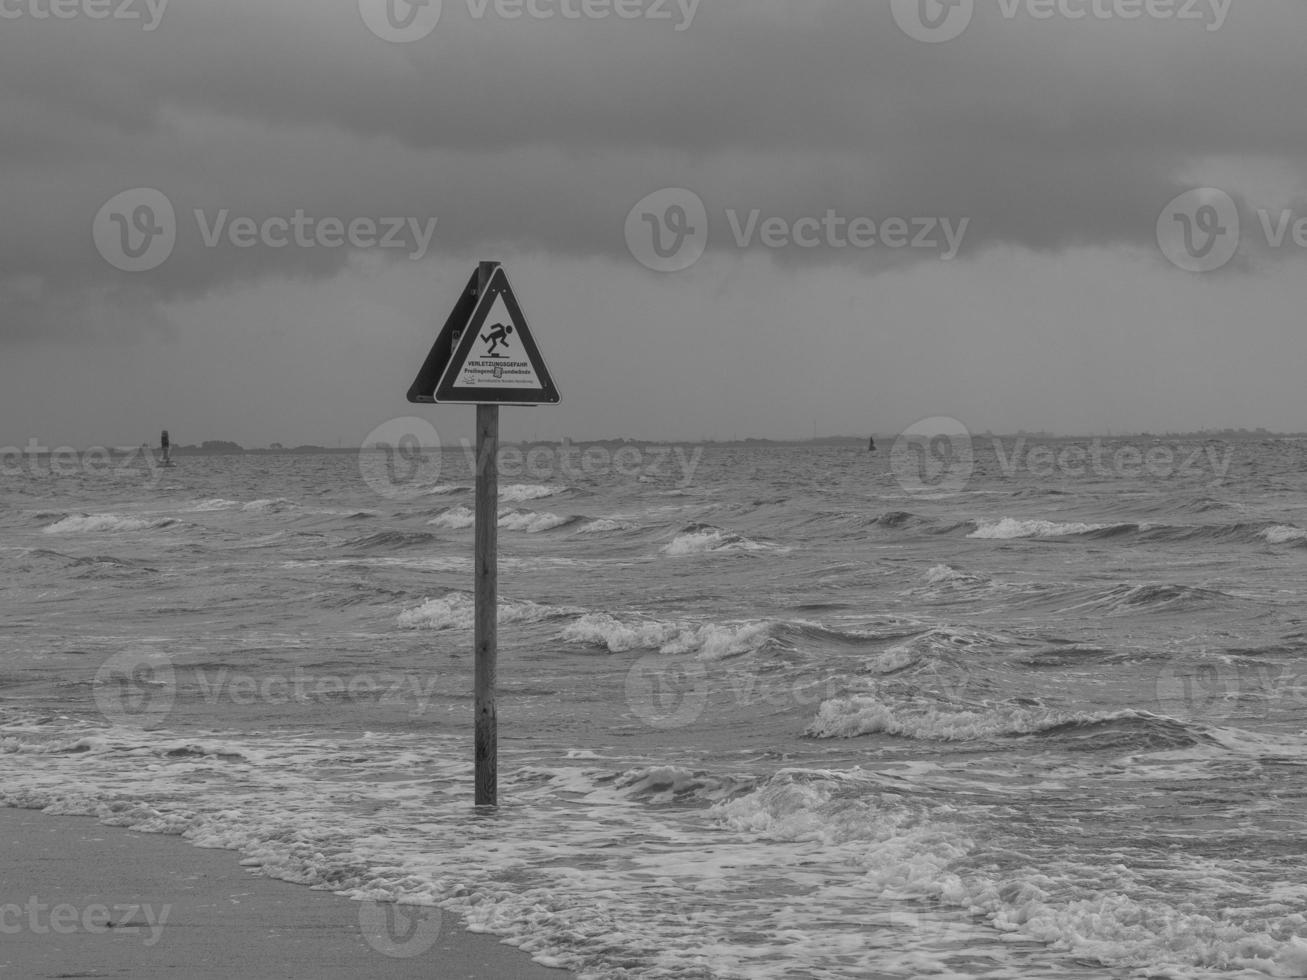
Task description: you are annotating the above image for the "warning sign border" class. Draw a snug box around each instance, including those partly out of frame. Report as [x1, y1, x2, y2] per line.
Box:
[433, 265, 561, 406]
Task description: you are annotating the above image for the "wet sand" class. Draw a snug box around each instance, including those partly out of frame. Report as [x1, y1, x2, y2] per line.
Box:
[0, 807, 573, 979]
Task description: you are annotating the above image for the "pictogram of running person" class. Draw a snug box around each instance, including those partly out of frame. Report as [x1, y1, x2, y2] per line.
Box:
[481, 322, 513, 357]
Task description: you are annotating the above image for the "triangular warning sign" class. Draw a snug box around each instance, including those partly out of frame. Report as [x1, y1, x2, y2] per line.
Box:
[433, 265, 560, 405]
[406, 267, 481, 404]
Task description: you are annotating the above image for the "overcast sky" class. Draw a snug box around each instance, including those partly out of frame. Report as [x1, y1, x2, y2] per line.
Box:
[2, 0, 1304, 447]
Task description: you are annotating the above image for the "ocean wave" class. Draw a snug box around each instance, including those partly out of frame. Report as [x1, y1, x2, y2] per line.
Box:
[710, 770, 960, 849]
[606, 766, 758, 805]
[43, 513, 176, 534]
[862, 625, 1011, 675]
[397, 593, 578, 630]
[186, 498, 244, 512]
[806, 692, 1164, 742]
[241, 498, 298, 514]
[1176, 495, 1238, 513]
[1059, 582, 1234, 615]
[419, 485, 470, 497]
[427, 506, 474, 530]
[498, 509, 578, 533]
[68, 555, 157, 579]
[575, 518, 640, 535]
[561, 612, 778, 660]
[711, 767, 1307, 978]
[340, 530, 439, 552]
[968, 518, 1114, 540]
[661, 523, 780, 556]
[500, 484, 567, 503]
[917, 564, 996, 593]
[1135, 520, 1291, 545]
[871, 510, 922, 529]
[1260, 524, 1307, 545]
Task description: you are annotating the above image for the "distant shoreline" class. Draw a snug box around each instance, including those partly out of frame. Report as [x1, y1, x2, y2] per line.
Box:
[39, 430, 1307, 456]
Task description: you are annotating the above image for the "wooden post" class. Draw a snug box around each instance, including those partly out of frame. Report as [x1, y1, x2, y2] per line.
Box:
[473, 262, 499, 807]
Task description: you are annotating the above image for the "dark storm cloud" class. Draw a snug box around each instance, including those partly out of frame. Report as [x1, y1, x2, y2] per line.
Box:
[1, 0, 1304, 340]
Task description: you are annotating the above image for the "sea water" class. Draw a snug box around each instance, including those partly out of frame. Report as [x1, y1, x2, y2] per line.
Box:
[3, 440, 1307, 979]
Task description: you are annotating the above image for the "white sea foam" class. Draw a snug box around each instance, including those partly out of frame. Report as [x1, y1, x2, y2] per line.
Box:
[968, 518, 1108, 539]
[419, 485, 469, 497]
[2, 722, 1306, 980]
[426, 506, 475, 530]
[562, 612, 776, 660]
[661, 527, 778, 556]
[397, 593, 575, 630]
[497, 509, 573, 533]
[1261, 524, 1307, 544]
[806, 693, 1131, 741]
[241, 498, 298, 513]
[500, 484, 565, 502]
[186, 498, 243, 512]
[43, 513, 165, 534]
[576, 518, 639, 535]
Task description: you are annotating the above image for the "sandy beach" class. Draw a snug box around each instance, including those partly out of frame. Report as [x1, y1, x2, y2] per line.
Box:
[0, 807, 572, 979]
